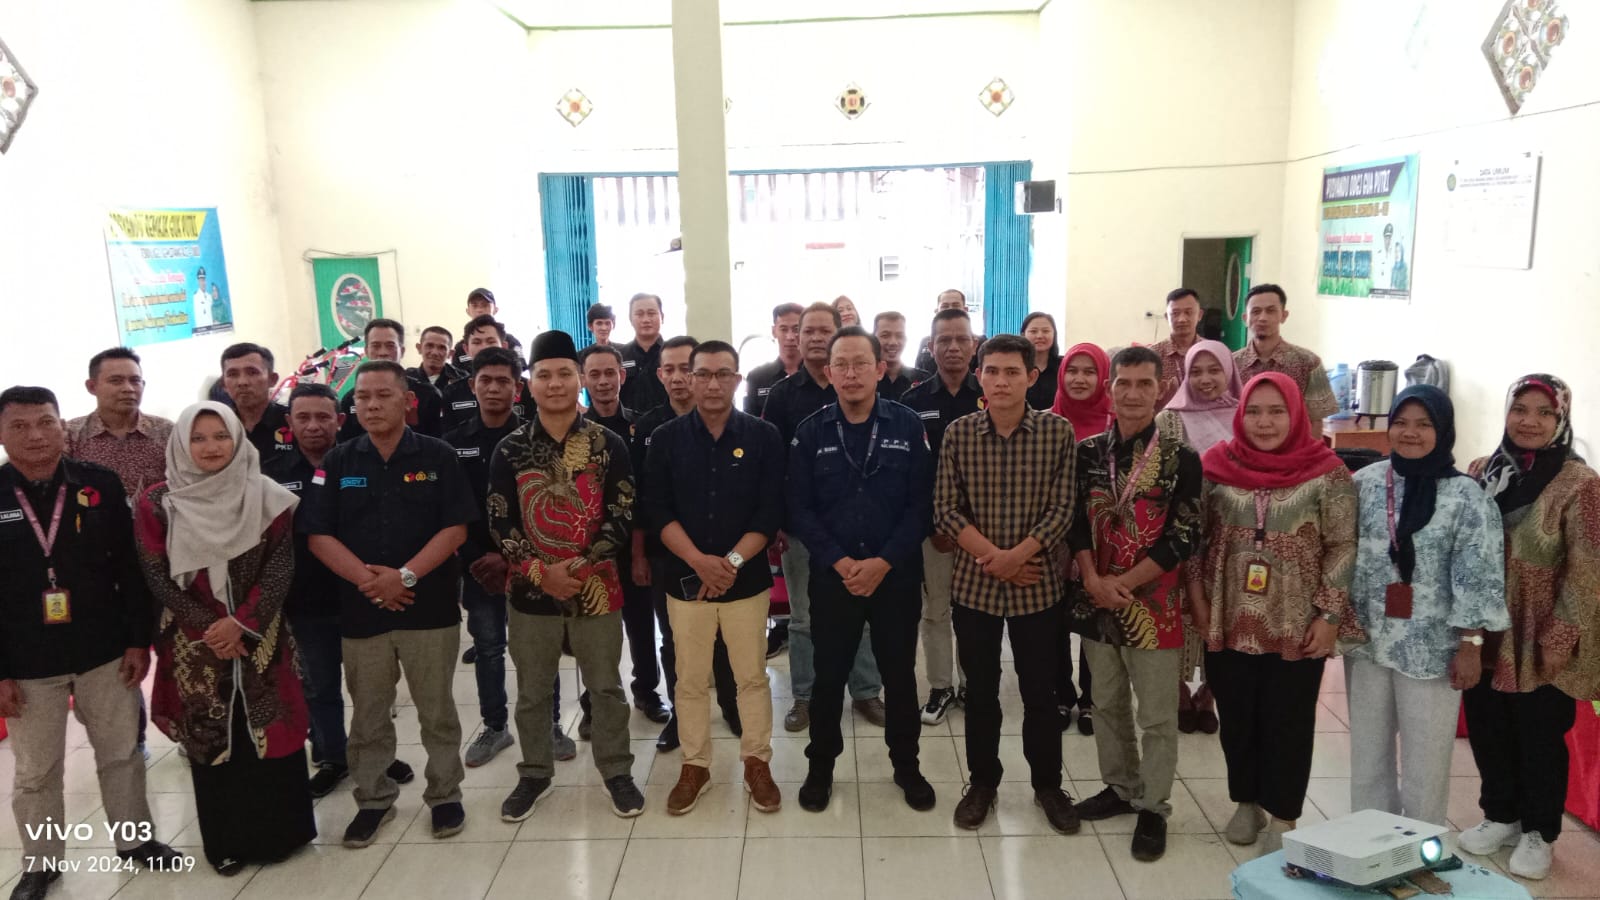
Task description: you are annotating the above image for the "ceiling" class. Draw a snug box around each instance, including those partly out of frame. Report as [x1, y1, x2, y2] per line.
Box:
[495, 0, 1050, 29]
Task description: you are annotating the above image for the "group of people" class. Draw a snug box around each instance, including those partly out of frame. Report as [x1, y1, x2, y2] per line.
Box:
[0, 283, 1596, 900]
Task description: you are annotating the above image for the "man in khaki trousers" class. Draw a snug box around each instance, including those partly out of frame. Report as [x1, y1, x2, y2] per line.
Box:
[640, 340, 786, 816]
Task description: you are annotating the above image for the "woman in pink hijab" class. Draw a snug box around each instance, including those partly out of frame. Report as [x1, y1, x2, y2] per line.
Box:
[1157, 340, 1243, 452]
[1155, 339, 1242, 733]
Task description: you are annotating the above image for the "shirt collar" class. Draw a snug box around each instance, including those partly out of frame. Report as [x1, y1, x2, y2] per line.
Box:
[817, 398, 887, 426]
[353, 427, 421, 459]
[84, 410, 154, 439]
[688, 408, 749, 441]
[1110, 419, 1159, 451]
[976, 407, 1040, 435]
[1239, 340, 1293, 368]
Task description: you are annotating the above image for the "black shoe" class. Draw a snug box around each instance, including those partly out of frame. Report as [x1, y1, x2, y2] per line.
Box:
[798, 769, 833, 812]
[501, 776, 552, 822]
[605, 775, 646, 818]
[578, 711, 593, 741]
[1076, 709, 1095, 736]
[954, 783, 997, 830]
[462, 646, 478, 665]
[213, 858, 247, 877]
[1058, 704, 1074, 732]
[431, 801, 466, 839]
[656, 717, 680, 752]
[1074, 786, 1135, 821]
[1131, 810, 1168, 861]
[766, 622, 789, 659]
[9, 872, 59, 900]
[387, 759, 416, 784]
[342, 806, 397, 848]
[895, 771, 937, 812]
[722, 708, 743, 738]
[116, 839, 182, 868]
[1034, 789, 1082, 834]
[635, 696, 671, 724]
[309, 764, 349, 798]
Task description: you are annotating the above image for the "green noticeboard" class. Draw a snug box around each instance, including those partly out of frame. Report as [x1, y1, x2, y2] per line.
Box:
[311, 256, 383, 349]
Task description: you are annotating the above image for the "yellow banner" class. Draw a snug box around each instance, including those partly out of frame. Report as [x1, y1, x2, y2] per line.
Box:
[105, 210, 209, 242]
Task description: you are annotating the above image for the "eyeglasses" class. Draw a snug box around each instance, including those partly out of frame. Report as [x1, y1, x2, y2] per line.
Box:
[692, 370, 739, 384]
[829, 362, 877, 375]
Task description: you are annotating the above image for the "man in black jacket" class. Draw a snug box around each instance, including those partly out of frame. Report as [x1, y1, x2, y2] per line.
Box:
[338, 318, 444, 440]
[0, 386, 181, 900]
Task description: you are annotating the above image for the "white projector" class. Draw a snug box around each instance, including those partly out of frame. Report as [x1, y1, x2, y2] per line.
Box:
[1281, 809, 1450, 888]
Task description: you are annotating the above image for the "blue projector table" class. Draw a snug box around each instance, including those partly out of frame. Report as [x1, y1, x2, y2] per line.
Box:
[1232, 851, 1532, 900]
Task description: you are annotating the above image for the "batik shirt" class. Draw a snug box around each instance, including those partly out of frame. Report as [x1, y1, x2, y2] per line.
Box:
[487, 417, 634, 618]
[1234, 340, 1339, 424]
[1202, 469, 1357, 659]
[1468, 457, 1600, 699]
[1066, 423, 1203, 649]
[66, 411, 173, 501]
[1344, 460, 1510, 680]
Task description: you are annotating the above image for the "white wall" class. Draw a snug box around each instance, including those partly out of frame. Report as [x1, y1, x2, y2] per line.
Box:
[1041, 0, 1295, 348]
[0, 0, 289, 422]
[1279, 0, 1600, 452]
[252, 0, 546, 354]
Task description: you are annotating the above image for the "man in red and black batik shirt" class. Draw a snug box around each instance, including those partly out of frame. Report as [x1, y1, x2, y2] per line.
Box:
[487, 330, 645, 824]
[1067, 345, 1203, 864]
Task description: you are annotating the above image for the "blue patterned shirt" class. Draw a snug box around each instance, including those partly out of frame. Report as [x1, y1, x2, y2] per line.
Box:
[1345, 460, 1510, 680]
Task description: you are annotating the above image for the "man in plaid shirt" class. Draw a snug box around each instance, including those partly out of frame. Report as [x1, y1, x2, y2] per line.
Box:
[933, 334, 1081, 835]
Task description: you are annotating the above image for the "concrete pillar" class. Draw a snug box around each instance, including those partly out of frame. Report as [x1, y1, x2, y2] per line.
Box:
[670, 0, 734, 341]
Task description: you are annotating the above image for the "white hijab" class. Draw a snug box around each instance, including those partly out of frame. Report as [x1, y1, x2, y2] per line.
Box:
[162, 402, 298, 601]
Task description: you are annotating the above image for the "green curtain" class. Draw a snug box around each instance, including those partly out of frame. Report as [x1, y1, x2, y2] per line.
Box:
[538, 174, 599, 345]
[983, 161, 1033, 337]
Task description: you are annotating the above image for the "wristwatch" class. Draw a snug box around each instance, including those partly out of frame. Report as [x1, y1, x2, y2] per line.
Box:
[1316, 610, 1341, 627]
[726, 552, 746, 570]
[1460, 634, 1485, 647]
[399, 567, 419, 588]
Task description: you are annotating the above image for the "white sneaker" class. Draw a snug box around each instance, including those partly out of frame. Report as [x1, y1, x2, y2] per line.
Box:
[1508, 831, 1553, 880]
[1458, 819, 1521, 857]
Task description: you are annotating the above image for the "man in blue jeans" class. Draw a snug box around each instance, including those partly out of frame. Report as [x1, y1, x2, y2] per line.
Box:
[265, 383, 414, 795]
[444, 348, 528, 767]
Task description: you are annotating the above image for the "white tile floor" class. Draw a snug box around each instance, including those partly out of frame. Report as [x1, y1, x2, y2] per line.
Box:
[4, 629, 1598, 900]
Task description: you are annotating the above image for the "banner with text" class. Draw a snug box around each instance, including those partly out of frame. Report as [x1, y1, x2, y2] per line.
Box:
[311, 256, 384, 350]
[1317, 154, 1420, 300]
[104, 207, 235, 346]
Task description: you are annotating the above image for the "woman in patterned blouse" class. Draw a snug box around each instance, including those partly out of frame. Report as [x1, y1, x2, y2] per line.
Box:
[1191, 373, 1356, 856]
[1457, 374, 1600, 881]
[1343, 386, 1509, 831]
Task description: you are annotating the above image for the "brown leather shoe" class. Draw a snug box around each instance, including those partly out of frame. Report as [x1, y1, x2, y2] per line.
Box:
[953, 783, 997, 830]
[666, 764, 712, 816]
[744, 758, 782, 813]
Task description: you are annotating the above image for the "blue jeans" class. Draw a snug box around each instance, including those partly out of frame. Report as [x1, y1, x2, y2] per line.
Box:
[461, 576, 509, 731]
[289, 612, 347, 768]
[781, 536, 881, 702]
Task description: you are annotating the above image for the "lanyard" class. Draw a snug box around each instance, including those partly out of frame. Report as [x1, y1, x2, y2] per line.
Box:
[835, 417, 881, 477]
[1253, 489, 1271, 551]
[1107, 430, 1160, 510]
[13, 485, 67, 588]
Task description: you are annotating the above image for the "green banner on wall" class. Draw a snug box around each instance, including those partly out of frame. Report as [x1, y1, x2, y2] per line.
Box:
[311, 256, 383, 349]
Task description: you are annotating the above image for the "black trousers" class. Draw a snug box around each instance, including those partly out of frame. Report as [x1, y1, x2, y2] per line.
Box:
[651, 557, 737, 716]
[1206, 649, 1324, 821]
[1463, 676, 1578, 842]
[621, 580, 661, 702]
[806, 567, 922, 775]
[1056, 624, 1093, 711]
[953, 603, 1063, 791]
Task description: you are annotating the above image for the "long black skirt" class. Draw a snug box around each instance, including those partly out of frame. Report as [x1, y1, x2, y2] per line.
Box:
[189, 705, 317, 867]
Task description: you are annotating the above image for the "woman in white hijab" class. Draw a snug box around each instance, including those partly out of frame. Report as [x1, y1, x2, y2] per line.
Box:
[133, 402, 315, 876]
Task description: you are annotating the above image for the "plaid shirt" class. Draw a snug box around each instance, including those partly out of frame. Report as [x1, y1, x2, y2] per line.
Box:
[1234, 340, 1339, 425]
[934, 407, 1077, 617]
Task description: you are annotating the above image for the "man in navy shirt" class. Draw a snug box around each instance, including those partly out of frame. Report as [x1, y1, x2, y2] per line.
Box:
[787, 327, 936, 814]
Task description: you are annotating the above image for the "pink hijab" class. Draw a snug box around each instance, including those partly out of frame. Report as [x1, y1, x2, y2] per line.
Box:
[1162, 340, 1242, 452]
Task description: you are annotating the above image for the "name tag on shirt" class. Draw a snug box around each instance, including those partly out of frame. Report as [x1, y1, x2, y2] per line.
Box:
[816, 445, 839, 456]
[340, 477, 368, 490]
[918, 410, 940, 421]
[621, 360, 637, 369]
[452, 401, 478, 411]
[457, 447, 481, 458]
[0, 509, 23, 525]
[276, 481, 303, 492]
[881, 439, 912, 453]
[757, 387, 772, 397]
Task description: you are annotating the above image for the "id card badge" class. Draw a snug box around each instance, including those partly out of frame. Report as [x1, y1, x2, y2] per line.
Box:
[42, 588, 72, 624]
[1384, 582, 1414, 619]
[1244, 559, 1272, 595]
